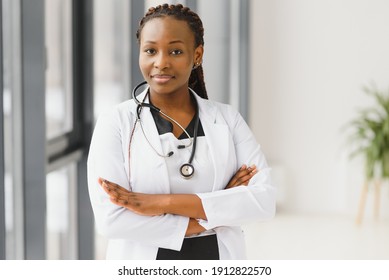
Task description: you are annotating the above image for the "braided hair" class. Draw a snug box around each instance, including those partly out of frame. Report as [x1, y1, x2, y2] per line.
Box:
[136, 3, 208, 99]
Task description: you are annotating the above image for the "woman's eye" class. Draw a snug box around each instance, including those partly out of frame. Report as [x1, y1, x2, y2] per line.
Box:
[145, 49, 156, 55]
[171, 49, 183, 55]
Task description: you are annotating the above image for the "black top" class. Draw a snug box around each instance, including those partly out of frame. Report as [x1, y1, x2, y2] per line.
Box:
[148, 92, 205, 139]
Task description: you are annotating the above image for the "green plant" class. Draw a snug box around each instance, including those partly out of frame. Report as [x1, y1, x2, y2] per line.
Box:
[347, 84, 389, 180]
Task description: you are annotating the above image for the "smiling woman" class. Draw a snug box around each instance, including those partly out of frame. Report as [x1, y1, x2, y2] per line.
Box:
[138, 16, 202, 134]
[87, 3, 275, 260]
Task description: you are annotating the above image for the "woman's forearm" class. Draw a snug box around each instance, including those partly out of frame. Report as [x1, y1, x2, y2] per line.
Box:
[100, 164, 256, 219]
[164, 194, 207, 220]
[100, 178, 206, 218]
[161, 166, 258, 219]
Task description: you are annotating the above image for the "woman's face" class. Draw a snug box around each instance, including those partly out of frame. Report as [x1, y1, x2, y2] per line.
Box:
[139, 16, 203, 96]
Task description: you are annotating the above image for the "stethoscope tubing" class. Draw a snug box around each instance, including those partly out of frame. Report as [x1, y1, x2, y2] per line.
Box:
[131, 81, 199, 178]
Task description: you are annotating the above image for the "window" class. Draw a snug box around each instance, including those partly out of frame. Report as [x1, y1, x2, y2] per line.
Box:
[46, 163, 77, 259]
[45, 0, 73, 140]
[1, 0, 94, 259]
[93, 0, 131, 120]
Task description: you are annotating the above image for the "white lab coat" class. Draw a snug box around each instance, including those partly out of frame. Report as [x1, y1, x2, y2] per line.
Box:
[87, 88, 276, 259]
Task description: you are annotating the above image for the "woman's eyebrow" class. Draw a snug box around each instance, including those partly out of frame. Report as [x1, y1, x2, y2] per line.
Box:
[168, 40, 184, 44]
[143, 40, 185, 44]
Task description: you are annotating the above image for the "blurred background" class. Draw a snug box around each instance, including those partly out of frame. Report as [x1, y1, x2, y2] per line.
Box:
[1, 0, 389, 260]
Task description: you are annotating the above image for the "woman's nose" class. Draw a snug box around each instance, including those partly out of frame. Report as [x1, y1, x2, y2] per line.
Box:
[154, 53, 170, 69]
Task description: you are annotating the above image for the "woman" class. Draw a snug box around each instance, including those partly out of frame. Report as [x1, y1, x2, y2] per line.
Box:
[87, 4, 275, 260]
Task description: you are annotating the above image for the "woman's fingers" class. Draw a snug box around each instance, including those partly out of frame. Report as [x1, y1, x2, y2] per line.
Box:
[226, 165, 258, 189]
[99, 178, 131, 200]
[233, 164, 248, 182]
[226, 165, 247, 187]
[237, 169, 258, 186]
[111, 197, 129, 206]
[100, 180, 139, 207]
[98, 178, 161, 216]
[234, 166, 257, 186]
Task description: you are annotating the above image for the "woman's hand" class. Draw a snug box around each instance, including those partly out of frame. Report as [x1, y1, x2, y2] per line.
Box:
[225, 164, 258, 189]
[98, 178, 168, 216]
[185, 218, 206, 236]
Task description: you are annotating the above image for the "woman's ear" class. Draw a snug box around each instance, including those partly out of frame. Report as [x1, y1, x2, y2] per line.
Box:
[194, 44, 204, 65]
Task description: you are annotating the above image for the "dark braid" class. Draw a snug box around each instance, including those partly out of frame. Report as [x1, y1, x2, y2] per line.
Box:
[136, 4, 208, 99]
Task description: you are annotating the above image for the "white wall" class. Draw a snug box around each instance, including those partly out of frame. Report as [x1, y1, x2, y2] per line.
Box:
[250, 0, 389, 216]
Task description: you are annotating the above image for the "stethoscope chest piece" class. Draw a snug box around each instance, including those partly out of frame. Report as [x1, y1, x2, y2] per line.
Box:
[180, 163, 195, 179]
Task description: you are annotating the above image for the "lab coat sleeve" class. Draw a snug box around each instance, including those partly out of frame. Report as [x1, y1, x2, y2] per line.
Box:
[196, 106, 276, 230]
[87, 107, 189, 251]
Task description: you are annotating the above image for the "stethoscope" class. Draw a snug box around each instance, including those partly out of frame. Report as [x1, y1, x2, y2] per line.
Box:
[131, 81, 200, 179]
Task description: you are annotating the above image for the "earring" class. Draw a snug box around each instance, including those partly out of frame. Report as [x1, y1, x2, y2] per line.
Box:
[193, 62, 201, 70]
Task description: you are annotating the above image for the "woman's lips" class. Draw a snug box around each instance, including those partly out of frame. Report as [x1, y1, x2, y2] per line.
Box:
[151, 74, 174, 84]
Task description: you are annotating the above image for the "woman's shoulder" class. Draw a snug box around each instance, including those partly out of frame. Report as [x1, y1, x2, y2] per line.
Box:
[95, 99, 137, 125]
[115, 99, 137, 114]
[198, 97, 241, 123]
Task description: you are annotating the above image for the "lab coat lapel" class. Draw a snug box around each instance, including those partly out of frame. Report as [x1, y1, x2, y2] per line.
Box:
[195, 95, 231, 191]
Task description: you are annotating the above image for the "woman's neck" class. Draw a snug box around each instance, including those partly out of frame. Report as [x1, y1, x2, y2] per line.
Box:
[149, 88, 194, 114]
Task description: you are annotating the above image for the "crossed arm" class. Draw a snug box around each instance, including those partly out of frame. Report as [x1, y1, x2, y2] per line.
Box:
[99, 164, 258, 236]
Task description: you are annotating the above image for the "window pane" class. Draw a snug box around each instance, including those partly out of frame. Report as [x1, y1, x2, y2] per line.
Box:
[46, 163, 77, 259]
[2, 0, 19, 260]
[93, 0, 130, 120]
[45, 0, 73, 139]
